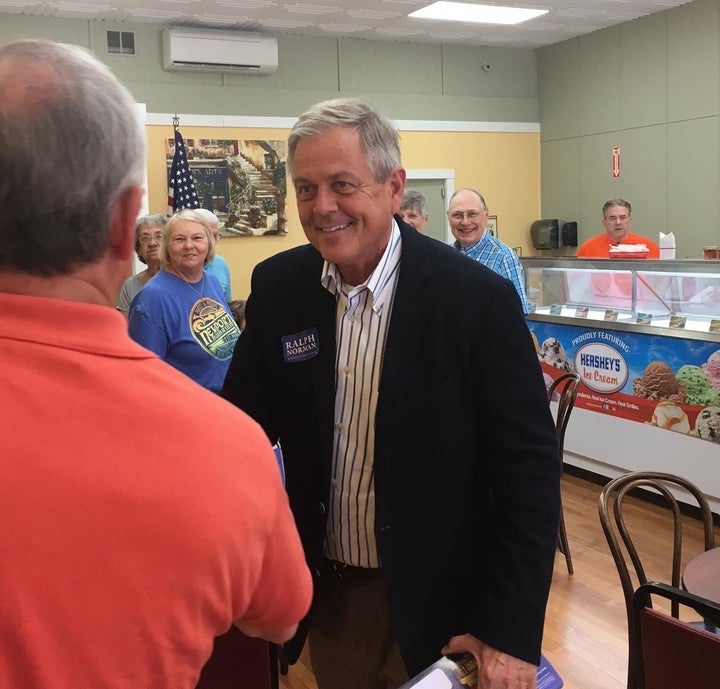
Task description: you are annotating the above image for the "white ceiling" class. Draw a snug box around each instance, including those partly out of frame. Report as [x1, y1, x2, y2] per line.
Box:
[0, 0, 694, 49]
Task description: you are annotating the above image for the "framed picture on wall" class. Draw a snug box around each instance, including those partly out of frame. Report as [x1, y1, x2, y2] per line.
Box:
[166, 136, 288, 237]
[486, 215, 499, 238]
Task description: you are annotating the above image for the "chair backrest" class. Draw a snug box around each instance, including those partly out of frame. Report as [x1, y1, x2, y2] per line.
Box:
[547, 372, 580, 457]
[633, 582, 720, 689]
[598, 472, 716, 689]
[195, 627, 273, 689]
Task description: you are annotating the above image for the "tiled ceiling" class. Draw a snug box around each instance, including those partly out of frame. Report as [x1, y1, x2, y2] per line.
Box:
[0, 0, 693, 48]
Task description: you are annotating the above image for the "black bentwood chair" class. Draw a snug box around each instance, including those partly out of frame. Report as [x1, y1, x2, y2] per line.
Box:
[547, 371, 581, 575]
[598, 471, 716, 689]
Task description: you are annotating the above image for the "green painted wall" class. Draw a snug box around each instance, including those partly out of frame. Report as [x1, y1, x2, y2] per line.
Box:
[538, 0, 720, 258]
[0, 15, 539, 122]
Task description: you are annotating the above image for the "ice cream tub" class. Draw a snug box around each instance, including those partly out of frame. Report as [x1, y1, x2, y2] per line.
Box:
[609, 250, 649, 259]
[609, 244, 649, 259]
[703, 246, 720, 260]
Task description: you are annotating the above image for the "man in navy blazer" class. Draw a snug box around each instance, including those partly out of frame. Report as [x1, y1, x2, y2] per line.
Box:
[222, 98, 560, 689]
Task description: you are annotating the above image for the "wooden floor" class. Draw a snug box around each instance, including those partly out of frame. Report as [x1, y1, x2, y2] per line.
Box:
[278, 472, 718, 689]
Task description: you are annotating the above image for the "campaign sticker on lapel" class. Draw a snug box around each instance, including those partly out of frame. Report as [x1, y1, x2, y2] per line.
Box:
[281, 327, 319, 363]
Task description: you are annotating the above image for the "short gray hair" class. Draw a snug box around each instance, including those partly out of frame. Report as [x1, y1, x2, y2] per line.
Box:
[194, 208, 220, 231]
[400, 190, 427, 215]
[161, 209, 216, 266]
[0, 39, 145, 275]
[602, 199, 631, 217]
[287, 98, 401, 183]
[134, 214, 167, 262]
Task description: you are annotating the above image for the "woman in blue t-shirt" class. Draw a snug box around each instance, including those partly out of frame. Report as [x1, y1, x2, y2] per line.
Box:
[128, 209, 240, 392]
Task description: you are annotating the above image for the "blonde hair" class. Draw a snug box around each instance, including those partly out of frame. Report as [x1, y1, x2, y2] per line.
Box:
[160, 209, 216, 266]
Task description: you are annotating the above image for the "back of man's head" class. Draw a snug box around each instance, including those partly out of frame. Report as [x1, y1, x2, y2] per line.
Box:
[0, 40, 144, 276]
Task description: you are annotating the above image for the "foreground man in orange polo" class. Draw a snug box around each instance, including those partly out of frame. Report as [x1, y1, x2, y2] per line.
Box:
[0, 39, 312, 689]
[223, 97, 560, 689]
[576, 199, 660, 258]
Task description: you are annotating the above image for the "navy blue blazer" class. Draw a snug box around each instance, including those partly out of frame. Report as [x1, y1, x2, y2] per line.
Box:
[222, 217, 560, 675]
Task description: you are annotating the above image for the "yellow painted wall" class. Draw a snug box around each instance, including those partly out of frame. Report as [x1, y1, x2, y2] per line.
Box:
[147, 125, 540, 299]
[401, 130, 541, 252]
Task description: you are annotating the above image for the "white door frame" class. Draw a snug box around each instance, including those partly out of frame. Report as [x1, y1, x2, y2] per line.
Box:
[406, 169, 455, 243]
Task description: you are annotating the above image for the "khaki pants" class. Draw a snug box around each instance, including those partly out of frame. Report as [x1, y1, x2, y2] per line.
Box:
[308, 561, 409, 689]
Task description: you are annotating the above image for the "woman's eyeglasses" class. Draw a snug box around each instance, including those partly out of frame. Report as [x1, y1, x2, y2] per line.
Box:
[138, 231, 163, 245]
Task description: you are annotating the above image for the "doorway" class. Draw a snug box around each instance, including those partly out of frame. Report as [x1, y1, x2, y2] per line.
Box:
[405, 170, 455, 244]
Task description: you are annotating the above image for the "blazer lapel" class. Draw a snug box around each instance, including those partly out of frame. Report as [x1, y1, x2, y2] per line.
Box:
[378, 223, 434, 413]
[298, 250, 337, 483]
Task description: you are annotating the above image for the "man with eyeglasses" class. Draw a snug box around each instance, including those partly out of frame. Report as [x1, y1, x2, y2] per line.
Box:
[576, 199, 660, 258]
[448, 188, 530, 313]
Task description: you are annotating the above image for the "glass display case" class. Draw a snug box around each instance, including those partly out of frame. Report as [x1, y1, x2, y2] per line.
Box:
[520, 257, 720, 512]
[522, 257, 720, 337]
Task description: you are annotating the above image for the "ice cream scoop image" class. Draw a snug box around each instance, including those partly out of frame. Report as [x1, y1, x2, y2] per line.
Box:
[650, 402, 690, 434]
[633, 361, 687, 404]
[676, 364, 720, 406]
[695, 406, 720, 443]
[539, 337, 572, 372]
[702, 350, 720, 389]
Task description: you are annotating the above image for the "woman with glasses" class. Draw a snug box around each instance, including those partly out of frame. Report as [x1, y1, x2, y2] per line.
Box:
[128, 209, 240, 392]
[116, 214, 166, 318]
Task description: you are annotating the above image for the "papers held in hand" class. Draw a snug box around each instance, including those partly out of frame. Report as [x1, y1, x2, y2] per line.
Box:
[398, 652, 563, 689]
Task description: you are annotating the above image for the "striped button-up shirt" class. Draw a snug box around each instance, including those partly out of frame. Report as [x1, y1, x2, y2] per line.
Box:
[455, 230, 530, 313]
[321, 221, 402, 567]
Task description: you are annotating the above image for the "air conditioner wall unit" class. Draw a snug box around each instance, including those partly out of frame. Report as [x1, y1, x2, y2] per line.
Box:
[162, 29, 278, 75]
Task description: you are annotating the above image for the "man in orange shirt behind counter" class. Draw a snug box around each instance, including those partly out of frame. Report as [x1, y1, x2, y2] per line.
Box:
[576, 199, 660, 258]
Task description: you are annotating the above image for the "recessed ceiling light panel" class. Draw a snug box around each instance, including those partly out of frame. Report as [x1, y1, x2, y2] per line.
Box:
[409, 2, 548, 26]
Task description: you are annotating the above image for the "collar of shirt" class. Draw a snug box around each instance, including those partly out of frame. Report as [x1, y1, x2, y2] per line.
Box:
[454, 228, 489, 254]
[321, 220, 402, 316]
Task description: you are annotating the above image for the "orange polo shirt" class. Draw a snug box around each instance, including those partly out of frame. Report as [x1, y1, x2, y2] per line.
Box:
[575, 232, 660, 259]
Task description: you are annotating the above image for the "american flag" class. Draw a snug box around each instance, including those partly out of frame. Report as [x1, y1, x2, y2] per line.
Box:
[167, 127, 200, 214]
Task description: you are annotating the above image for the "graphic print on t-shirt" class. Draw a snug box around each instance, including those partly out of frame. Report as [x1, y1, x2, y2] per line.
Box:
[188, 297, 240, 360]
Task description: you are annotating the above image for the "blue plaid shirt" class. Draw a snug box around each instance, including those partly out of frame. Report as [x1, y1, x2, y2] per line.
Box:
[454, 231, 530, 313]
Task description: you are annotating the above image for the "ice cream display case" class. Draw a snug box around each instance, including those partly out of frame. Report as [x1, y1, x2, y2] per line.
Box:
[521, 257, 720, 511]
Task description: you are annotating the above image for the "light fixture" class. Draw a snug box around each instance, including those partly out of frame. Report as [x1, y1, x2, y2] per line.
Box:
[409, 2, 548, 25]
